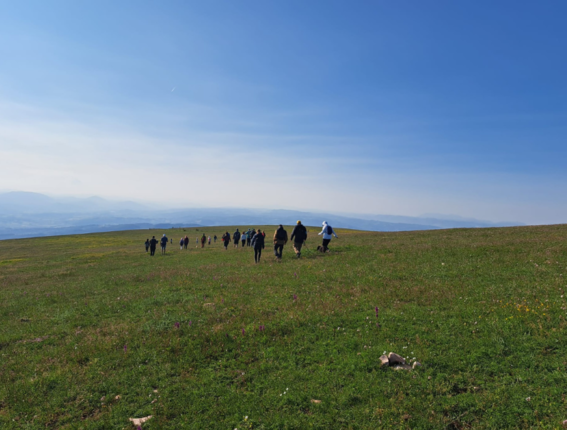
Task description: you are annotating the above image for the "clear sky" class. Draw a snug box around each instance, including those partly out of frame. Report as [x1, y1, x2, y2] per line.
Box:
[1, 1, 566, 224]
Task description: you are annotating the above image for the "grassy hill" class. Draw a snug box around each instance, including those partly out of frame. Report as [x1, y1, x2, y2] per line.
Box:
[1, 225, 566, 429]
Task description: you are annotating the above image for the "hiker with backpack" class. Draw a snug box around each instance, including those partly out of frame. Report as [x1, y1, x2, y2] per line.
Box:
[240, 231, 247, 247]
[183, 236, 189, 249]
[145, 239, 150, 253]
[222, 231, 231, 250]
[273, 224, 288, 261]
[318, 221, 338, 252]
[149, 236, 158, 256]
[160, 234, 168, 255]
[246, 229, 252, 246]
[201, 233, 206, 248]
[233, 229, 241, 248]
[250, 229, 265, 263]
[214, 235, 217, 243]
[179, 237, 184, 250]
[290, 220, 307, 258]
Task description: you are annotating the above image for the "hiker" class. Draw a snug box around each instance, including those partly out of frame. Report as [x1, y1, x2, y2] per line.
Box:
[214, 235, 217, 243]
[145, 239, 150, 253]
[179, 237, 184, 250]
[201, 233, 206, 248]
[318, 221, 338, 252]
[246, 229, 252, 246]
[208, 236, 211, 245]
[222, 231, 231, 250]
[160, 234, 168, 254]
[196, 237, 198, 245]
[251, 228, 265, 263]
[233, 229, 241, 248]
[149, 236, 158, 256]
[250, 229, 256, 246]
[184, 236, 189, 249]
[290, 220, 307, 258]
[241, 231, 247, 247]
[273, 224, 288, 260]
[170, 238, 172, 245]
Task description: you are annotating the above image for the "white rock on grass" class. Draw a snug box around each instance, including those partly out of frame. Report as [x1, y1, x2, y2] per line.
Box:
[379, 355, 389, 367]
[129, 416, 152, 426]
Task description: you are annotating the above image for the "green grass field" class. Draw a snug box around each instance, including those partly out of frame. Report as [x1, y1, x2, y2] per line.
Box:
[1, 225, 566, 429]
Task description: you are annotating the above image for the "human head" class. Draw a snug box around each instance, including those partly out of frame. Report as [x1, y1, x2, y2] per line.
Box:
[152, 236, 155, 239]
[322, 221, 327, 226]
[163, 234, 166, 237]
[297, 220, 301, 224]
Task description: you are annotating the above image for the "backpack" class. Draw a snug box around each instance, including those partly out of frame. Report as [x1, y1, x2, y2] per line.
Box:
[325, 225, 333, 235]
[276, 228, 286, 240]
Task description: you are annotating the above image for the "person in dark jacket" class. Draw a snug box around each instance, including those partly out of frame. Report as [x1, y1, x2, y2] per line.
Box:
[183, 236, 189, 249]
[233, 229, 241, 248]
[160, 234, 168, 254]
[290, 220, 307, 258]
[222, 231, 231, 250]
[250, 229, 265, 263]
[273, 224, 288, 260]
[201, 233, 206, 248]
[149, 236, 158, 256]
[214, 235, 217, 243]
[145, 239, 150, 253]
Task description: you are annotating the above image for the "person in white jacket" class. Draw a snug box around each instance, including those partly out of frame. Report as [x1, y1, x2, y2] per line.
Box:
[318, 221, 338, 252]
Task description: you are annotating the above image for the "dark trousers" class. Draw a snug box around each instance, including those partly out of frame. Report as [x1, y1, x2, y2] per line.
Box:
[274, 244, 284, 258]
[145, 246, 149, 252]
[254, 247, 262, 262]
[247, 237, 251, 246]
[150, 246, 156, 256]
[293, 241, 303, 255]
[322, 238, 331, 252]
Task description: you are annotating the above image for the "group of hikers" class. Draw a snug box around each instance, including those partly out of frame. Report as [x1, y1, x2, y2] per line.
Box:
[144, 221, 338, 263]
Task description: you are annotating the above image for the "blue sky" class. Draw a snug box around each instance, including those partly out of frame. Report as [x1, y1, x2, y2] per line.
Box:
[1, 1, 566, 224]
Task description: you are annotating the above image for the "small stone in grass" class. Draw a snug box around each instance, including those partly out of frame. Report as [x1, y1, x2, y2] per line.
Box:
[388, 352, 406, 365]
[311, 399, 322, 404]
[392, 364, 412, 371]
[115, 395, 121, 400]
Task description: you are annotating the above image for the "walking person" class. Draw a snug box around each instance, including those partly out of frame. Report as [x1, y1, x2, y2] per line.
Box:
[149, 236, 158, 256]
[145, 239, 150, 253]
[214, 235, 217, 243]
[241, 231, 247, 248]
[318, 221, 338, 252]
[233, 229, 241, 248]
[290, 220, 307, 258]
[246, 229, 252, 246]
[184, 236, 189, 249]
[208, 236, 211, 245]
[160, 234, 168, 255]
[179, 237, 184, 250]
[222, 231, 231, 250]
[201, 233, 206, 248]
[273, 224, 288, 261]
[251, 228, 265, 263]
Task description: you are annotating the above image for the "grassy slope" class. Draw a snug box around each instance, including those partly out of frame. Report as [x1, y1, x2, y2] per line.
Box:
[1, 225, 566, 429]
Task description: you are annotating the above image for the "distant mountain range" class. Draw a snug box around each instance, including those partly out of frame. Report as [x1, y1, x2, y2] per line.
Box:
[0, 192, 523, 240]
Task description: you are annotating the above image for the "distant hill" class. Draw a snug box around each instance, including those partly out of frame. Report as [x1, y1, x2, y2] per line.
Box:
[0, 192, 523, 240]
